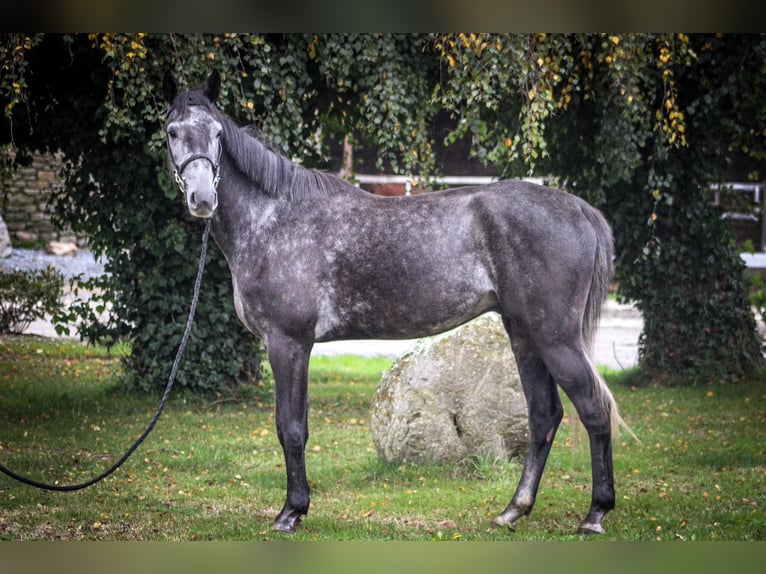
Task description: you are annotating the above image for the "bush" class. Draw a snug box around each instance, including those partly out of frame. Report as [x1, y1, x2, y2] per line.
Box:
[2, 35, 266, 395]
[0, 266, 65, 334]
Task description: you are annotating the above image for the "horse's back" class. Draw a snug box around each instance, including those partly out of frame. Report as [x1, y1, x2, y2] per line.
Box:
[311, 180, 608, 342]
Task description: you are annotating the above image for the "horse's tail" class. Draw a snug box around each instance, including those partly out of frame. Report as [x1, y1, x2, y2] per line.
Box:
[580, 204, 613, 373]
[580, 204, 639, 444]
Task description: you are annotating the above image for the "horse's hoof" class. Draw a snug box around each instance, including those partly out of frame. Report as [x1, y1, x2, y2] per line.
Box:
[271, 511, 303, 534]
[490, 515, 516, 531]
[577, 522, 605, 535]
[271, 521, 296, 534]
[271, 516, 302, 534]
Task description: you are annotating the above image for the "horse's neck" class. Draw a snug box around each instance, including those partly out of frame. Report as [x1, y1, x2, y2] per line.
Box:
[211, 168, 281, 259]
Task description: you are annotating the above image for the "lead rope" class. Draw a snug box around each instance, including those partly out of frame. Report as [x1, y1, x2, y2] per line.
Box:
[0, 219, 211, 492]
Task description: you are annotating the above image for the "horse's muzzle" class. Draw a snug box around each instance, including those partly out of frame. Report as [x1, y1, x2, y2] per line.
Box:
[188, 189, 218, 218]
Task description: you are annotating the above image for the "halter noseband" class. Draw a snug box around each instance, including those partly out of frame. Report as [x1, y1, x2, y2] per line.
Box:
[172, 146, 222, 194]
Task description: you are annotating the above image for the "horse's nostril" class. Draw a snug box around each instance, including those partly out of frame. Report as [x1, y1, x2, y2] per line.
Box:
[190, 192, 197, 206]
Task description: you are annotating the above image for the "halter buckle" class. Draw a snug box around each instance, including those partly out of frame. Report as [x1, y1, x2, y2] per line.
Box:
[174, 170, 186, 194]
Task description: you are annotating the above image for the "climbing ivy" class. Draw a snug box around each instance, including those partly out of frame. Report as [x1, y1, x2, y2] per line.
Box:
[1, 34, 268, 393]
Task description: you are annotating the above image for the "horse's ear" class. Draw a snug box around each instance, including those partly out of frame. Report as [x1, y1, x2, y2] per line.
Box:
[204, 70, 221, 103]
[163, 71, 178, 104]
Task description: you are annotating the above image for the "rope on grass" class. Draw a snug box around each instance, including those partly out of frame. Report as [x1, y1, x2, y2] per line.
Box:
[0, 220, 211, 491]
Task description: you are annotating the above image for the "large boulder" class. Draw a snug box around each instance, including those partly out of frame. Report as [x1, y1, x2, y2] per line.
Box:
[370, 313, 529, 466]
[0, 214, 11, 257]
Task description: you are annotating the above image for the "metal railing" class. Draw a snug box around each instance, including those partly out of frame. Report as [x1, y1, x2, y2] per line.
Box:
[711, 182, 765, 255]
[352, 174, 545, 194]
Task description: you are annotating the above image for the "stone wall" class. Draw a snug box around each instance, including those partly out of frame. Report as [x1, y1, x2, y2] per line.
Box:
[1, 152, 83, 246]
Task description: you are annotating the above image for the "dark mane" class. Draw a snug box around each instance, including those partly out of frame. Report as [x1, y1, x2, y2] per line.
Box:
[221, 114, 338, 201]
[169, 89, 338, 201]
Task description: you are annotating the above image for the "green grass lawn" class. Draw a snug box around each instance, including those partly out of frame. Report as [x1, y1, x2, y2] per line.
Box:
[0, 335, 764, 541]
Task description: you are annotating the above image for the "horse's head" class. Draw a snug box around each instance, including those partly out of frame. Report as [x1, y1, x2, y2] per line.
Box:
[162, 71, 222, 218]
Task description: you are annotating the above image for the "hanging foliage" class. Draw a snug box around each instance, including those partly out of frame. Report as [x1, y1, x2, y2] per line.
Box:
[2, 33, 764, 388]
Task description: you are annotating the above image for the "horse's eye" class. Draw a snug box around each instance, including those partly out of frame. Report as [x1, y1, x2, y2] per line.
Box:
[168, 127, 178, 139]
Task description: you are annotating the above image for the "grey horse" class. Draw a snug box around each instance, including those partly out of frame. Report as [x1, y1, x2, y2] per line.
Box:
[163, 70, 628, 535]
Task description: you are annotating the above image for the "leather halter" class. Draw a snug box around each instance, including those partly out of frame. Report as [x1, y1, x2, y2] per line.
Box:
[171, 145, 222, 194]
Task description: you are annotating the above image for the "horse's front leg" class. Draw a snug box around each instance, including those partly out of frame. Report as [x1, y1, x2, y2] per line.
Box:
[266, 332, 313, 533]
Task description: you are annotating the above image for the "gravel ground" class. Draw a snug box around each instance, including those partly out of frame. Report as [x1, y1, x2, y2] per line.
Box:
[0, 247, 106, 280]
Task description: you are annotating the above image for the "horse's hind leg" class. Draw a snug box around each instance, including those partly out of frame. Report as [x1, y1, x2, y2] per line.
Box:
[539, 342, 615, 534]
[492, 333, 564, 530]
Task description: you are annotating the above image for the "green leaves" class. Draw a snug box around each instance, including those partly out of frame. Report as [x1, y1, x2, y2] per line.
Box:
[313, 34, 439, 177]
[0, 34, 43, 120]
[2, 33, 765, 386]
[0, 266, 65, 335]
[0, 34, 264, 394]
